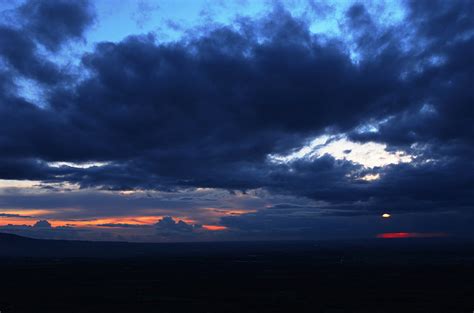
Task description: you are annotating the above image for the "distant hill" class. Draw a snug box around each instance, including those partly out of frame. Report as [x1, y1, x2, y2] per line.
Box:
[0, 232, 287, 258]
[0, 232, 37, 242]
[0, 232, 169, 258]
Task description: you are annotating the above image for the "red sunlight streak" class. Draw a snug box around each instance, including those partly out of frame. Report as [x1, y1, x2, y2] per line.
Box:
[376, 232, 448, 239]
[202, 225, 227, 231]
[50, 216, 165, 227]
[0, 218, 36, 226]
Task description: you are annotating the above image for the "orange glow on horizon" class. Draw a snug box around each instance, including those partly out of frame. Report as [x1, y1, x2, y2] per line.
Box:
[377, 232, 448, 239]
[0, 209, 53, 216]
[0, 218, 36, 226]
[202, 225, 227, 231]
[51, 216, 169, 227]
[1, 213, 207, 230]
[0, 210, 56, 226]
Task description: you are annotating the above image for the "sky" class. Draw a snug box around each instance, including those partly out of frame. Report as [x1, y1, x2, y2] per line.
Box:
[0, 0, 472, 242]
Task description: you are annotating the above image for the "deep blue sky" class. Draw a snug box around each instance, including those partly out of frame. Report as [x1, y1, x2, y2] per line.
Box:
[0, 0, 472, 242]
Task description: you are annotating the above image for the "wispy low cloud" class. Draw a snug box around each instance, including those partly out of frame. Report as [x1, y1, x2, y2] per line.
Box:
[0, 213, 35, 218]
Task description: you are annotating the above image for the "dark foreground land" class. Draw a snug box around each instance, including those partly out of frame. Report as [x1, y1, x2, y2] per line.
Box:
[0, 233, 473, 313]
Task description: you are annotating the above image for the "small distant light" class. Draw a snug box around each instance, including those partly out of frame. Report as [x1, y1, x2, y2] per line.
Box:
[382, 213, 391, 218]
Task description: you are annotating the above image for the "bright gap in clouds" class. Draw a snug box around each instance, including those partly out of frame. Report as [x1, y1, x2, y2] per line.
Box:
[47, 161, 110, 169]
[0, 179, 40, 189]
[268, 135, 413, 169]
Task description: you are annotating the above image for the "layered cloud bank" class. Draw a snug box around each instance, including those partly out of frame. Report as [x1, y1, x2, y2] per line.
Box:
[0, 0, 473, 240]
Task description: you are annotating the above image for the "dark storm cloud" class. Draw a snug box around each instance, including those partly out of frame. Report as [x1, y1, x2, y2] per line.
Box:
[37, 10, 406, 183]
[0, 0, 473, 227]
[18, 0, 95, 51]
[0, 158, 68, 181]
[4, 6, 413, 161]
[0, 26, 63, 84]
[350, 0, 474, 147]
[0, 0, 94, 86]
[155, 216, 201, 237]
